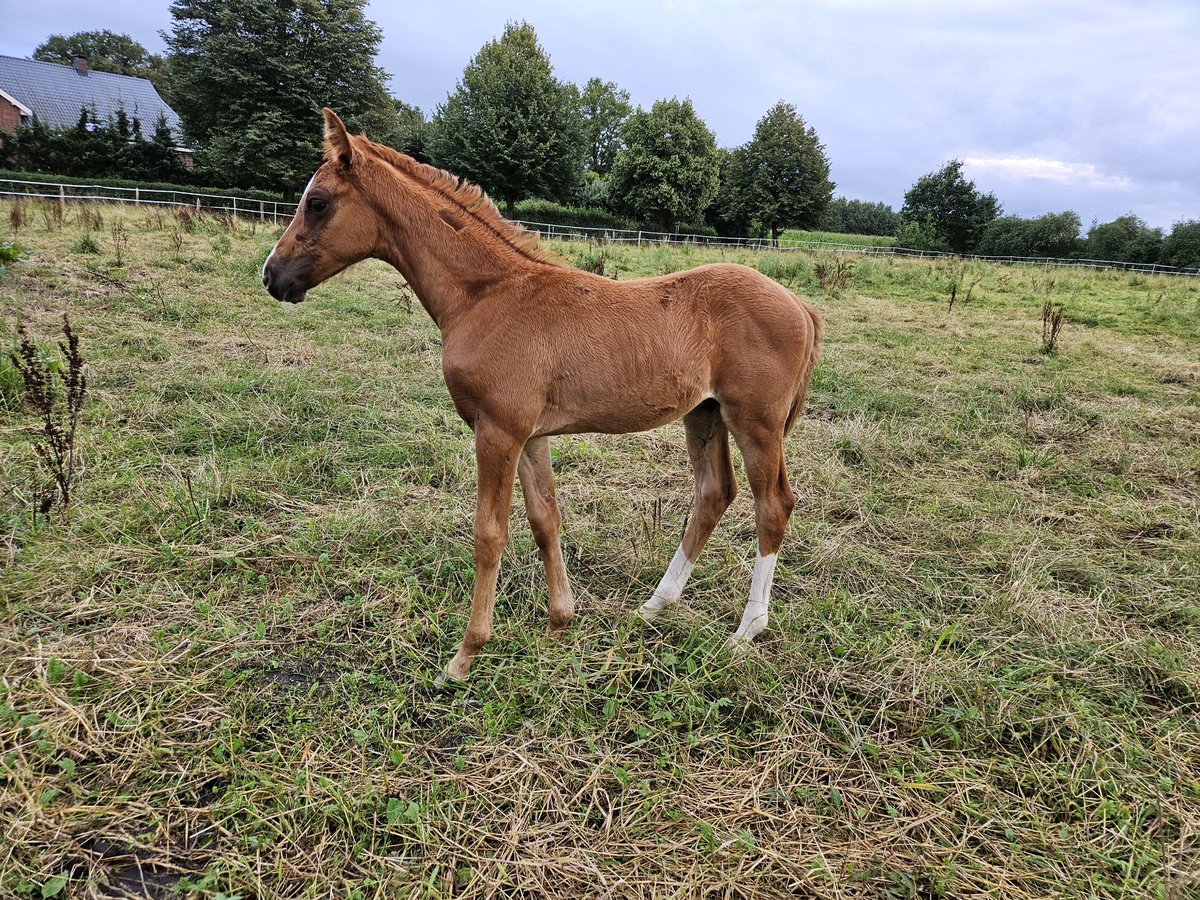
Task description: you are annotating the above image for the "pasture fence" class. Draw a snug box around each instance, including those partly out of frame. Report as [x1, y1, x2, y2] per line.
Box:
[2, 176, 1196, 278]
[518, 219, 1200, 277]
[0, 177, 297, 225]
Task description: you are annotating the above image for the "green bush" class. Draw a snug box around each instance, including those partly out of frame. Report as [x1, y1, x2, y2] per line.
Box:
[819, 198, 899, 237]
[976, 212, 1082, 259]
[894, 215, 949, 253]
[513, 200, 637, 233]
[1160, 220, 1200, 270]
[1083, 215, 1163, 264]
[676, 221, 718, 237]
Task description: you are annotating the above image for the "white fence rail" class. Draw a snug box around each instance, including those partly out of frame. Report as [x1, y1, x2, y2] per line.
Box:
[516, 219, 1200, 277]
[0, 177, 298, 223]
[2, 177, 1196, 277]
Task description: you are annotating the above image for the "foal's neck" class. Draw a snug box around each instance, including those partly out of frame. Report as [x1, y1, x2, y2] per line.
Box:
[368, 161, 547, 332]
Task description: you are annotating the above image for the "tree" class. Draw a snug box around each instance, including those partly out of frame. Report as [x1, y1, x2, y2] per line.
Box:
[429, 21, 585, 216]
[34, 30, 171, 96]
[735, 101, 834, 242]
[1159, 220, 1200, 270]
[392, 99, 431, 163]
[608, 97, 720, 233]
[706, 146, 752, 236]
[132, 113, 193, 182]
[165, 0, 398, 196]
[1083, 215, 1163, 264]
[899, 160, 1000, 253]
[579, 77, 631, 175]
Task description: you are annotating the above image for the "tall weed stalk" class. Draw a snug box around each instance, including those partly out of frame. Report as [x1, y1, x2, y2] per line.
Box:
[10, 315, 88, 519]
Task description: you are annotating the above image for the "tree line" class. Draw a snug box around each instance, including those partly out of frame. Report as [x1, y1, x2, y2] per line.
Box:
[2, 10, 836, 239]
[893, 159, 1199, 268]
[3, 6, 1197, 268]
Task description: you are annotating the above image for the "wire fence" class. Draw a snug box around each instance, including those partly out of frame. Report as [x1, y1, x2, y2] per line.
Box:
[3, 177, 1197, 277]
[516, 219, 1200, 277]
[0, 177, 298, 224]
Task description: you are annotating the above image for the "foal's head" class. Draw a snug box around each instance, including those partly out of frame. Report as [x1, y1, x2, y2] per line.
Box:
[262, 109, 381, 303]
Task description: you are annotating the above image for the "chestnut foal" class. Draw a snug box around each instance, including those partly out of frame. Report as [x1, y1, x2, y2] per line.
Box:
[263, 110, 823, 680]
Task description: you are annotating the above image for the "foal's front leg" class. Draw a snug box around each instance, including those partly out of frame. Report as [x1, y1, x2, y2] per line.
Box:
[442, 419, 523, 681]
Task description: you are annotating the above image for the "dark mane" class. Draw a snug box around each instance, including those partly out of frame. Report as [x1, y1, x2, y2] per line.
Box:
[356, 137, 561, 268]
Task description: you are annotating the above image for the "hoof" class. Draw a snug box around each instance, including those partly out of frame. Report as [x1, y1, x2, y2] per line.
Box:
[434, 669, 466, 688]
[726, 634, 753, 656]
[637, 602, 665, 624]
[545, 627, 567, 642]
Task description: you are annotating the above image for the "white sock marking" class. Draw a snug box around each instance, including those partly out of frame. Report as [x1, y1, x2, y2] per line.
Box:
[640, 545, 693, 619]
[732, 551, 777, 644]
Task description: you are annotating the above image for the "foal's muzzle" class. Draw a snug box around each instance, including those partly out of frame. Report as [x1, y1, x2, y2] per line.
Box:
[262, 255, 310, 304]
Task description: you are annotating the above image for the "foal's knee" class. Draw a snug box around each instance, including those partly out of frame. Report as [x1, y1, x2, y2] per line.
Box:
[474, 520, 509, 568]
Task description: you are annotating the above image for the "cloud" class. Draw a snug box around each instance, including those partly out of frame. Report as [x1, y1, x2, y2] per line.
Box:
[962, 157, 1132, 190]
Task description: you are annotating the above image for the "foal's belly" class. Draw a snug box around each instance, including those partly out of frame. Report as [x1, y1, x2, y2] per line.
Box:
[533, 365, 711, 437]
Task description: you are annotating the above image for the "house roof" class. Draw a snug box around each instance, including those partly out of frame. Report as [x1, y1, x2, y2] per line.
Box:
[0, 54, 183, 141]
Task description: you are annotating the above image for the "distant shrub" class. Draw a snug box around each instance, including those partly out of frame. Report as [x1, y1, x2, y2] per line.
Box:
[894, 215, 949, 253]
[820, 198, 899, 236]
[977, 212, 1082, 259]
[513, 199, 637, 233]
[1083, 215, 1163, 264]
[676, 221, 718, 238]
[1160, 220, 1200, 270]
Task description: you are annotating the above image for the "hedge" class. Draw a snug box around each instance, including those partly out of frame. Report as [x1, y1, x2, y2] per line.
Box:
[0, 169, 286, 203]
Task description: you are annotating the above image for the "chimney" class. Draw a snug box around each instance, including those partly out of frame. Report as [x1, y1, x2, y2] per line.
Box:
[73, 57, 89, 77]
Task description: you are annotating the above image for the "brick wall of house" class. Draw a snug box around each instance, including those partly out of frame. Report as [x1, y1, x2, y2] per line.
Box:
[0, 95, 24, 133]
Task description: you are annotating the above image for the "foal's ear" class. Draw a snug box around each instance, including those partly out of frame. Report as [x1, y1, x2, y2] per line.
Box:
[322, 108, 355, 167]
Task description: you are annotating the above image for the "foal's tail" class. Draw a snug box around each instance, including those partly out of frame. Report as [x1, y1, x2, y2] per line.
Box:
[784, 301, 824, 435]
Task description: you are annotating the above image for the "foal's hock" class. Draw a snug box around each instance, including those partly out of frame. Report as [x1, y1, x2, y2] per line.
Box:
[263, 109, 823, 679]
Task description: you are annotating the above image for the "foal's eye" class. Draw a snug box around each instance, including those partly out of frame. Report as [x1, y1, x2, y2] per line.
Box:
[306, 197, 328, 214]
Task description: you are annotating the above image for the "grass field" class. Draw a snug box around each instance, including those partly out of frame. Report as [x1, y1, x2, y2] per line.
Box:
[1, 202, 1198, 898]
[779, 229, 895, 249]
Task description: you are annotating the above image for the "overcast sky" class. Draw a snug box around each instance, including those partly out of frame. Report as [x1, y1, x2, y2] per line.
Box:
[2, 0, 1197, 230]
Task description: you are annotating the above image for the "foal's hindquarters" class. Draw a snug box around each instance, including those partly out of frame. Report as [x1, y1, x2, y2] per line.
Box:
[636, 276, 820, 648]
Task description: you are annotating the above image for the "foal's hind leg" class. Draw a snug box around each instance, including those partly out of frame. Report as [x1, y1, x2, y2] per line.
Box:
[518, 436, 575, 639]
[726, 420, 796, 645]
[640, 401, 736, 620]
